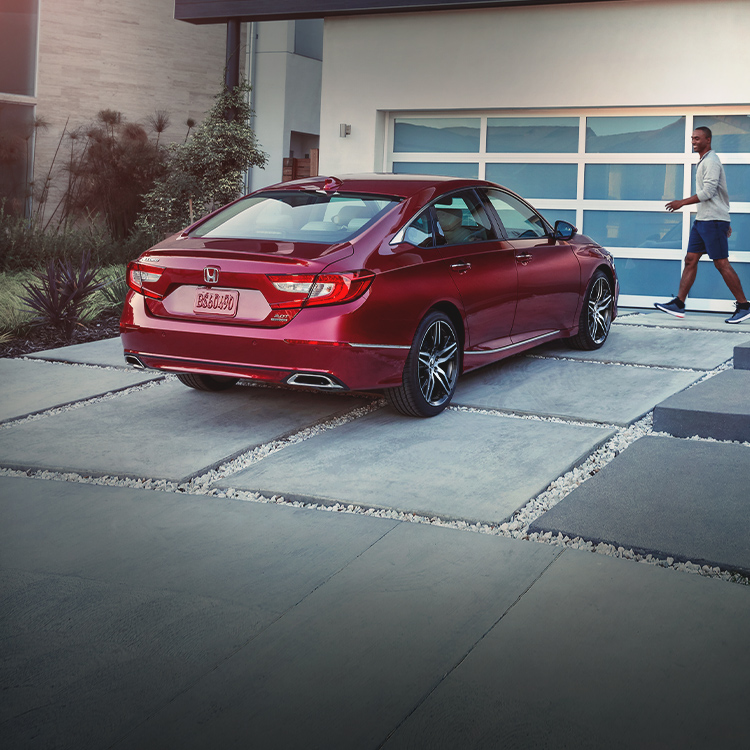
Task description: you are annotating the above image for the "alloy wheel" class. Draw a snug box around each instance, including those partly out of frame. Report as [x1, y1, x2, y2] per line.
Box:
[587, 276, 613, 345]
[417, 319, 459, 407]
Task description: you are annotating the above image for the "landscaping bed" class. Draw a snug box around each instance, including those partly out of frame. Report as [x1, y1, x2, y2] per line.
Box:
[0, 312, 121, 359]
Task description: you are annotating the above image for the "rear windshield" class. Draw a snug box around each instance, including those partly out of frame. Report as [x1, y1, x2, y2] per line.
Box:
[190, 191, 403, 243]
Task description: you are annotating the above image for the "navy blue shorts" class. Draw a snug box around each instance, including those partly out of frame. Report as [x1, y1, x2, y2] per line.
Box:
[687, 220, 730, 260]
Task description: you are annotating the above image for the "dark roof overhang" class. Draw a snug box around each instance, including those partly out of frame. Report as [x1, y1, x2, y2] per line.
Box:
[175, 0, 608, 24]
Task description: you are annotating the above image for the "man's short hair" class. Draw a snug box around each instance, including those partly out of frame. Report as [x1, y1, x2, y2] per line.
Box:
[695, 126, 712, 139]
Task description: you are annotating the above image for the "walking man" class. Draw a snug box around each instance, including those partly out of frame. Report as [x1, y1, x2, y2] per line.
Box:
[655, 126, 750, 324]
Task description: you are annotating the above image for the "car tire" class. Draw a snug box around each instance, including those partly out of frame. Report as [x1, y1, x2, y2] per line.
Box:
[386, 311, 460, 417]
[176, 373, 239, 391]
[568, 269, 613, 350]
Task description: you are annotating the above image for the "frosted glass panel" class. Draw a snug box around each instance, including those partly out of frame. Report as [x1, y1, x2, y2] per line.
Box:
[584, 211, 682, 249]
[586, 116, 685, 153]
[393, 118, 480, 153]
[486, 163, 577, 199]
[487, 117, 578, 153]
[585, 164, 683, 201]
[694, 115, 750, 153]
[392, 162, 478, 178]
[615, 258, 682, 297]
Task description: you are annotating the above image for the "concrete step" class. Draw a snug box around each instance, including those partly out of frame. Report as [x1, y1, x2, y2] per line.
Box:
[653, 369, 750, 442]
[735, 340, 750, 370]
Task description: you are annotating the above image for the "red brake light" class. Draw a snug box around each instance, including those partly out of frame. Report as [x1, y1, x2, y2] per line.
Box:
[268, 270, 375, 309]
[127, 262, 164, 299]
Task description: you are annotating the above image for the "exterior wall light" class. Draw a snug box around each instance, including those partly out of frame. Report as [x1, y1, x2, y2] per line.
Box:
[339, 123, 351, 137]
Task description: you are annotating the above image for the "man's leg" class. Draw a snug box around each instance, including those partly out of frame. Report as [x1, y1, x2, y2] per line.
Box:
[677, 252, 701, 301]
[713, 258, 748, 303]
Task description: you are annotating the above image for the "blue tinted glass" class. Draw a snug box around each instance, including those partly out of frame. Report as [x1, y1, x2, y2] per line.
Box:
[393, 118, 480, 153]
[584, 211, 683, 249]
[585, 164, 683, 201]
[690, 260, 750, 301]
[487, 117, 578, 153]
[614, 258, 682, 297]
[586, 116, 685, 153]
[691, 164, 750, 203]
[538, 209, 577, 227]
[486, 163, 577, 199]
[392, 162, 479, 178]
[694, 116, 750, 153]
[728, 213, 750, 253]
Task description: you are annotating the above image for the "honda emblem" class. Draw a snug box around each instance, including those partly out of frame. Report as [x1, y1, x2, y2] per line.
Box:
[204, 266, 220, 284]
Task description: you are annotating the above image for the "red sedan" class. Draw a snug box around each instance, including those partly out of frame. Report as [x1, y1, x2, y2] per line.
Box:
[121, 174, 618, 416]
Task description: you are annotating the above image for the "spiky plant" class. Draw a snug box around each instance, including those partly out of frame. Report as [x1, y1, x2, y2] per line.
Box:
[21, 250, 105, 339]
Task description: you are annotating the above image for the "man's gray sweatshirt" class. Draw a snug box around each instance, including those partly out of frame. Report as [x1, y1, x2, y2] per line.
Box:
[696, 150, 730, 222]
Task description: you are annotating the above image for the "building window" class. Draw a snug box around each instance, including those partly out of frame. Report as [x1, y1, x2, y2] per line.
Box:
[387, 108, 750, 311]
[1, 0, 39, 216]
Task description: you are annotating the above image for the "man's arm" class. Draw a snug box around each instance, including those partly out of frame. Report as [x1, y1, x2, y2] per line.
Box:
[666, 195, 699, 212]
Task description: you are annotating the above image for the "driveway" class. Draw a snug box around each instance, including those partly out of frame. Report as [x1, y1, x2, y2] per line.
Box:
[2, 311, 750, 749]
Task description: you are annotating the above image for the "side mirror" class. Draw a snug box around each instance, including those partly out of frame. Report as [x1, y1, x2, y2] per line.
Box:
[554, 220, 577, 241]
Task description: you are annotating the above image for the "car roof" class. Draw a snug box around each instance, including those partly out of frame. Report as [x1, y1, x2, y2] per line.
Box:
[260, 173, 498, 199]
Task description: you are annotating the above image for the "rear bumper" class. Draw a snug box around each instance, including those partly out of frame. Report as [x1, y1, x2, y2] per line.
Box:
[120, 294, 409, 391]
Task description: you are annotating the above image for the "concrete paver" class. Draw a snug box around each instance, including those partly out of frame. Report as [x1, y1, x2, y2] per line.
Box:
[220, 408, 615, 524]
[653, 369, 750, 441]
[25, 336, 127, 368]
[529, 436, 750, 574]
[538, 324, 738, 369]
[0, 358, 161, 423]
[117, 523, 560, 750]
[383, 550, 750, 749]
[0, 380, 368, 481]
[0, 476, 400, 750]
[454, 355, 701, 425]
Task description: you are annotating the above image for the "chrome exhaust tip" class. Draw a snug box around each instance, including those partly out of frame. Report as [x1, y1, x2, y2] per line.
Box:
[125, 354, 146, 369]
[286, 373, 345, 390]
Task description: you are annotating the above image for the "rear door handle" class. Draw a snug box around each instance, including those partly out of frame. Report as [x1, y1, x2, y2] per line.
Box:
[450, 261, 472, 272]
[515, 253, 533, 263]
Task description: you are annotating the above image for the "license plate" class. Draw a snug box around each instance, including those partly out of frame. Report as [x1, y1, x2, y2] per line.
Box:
[193, 288, 239, 317]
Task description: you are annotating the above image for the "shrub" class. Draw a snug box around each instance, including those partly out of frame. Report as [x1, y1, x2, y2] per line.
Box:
[137, 80, 267, 237]
[20, 250, 106, 339]
[57, 111, 167, 240]
[86, 265, 129, 318]
[0, 201, 157, 272]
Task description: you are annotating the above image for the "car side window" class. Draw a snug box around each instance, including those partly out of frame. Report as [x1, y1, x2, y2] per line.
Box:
[433, 191, 495, 246]
[485, 189, 549, 240]
[403, 210, 434, 248]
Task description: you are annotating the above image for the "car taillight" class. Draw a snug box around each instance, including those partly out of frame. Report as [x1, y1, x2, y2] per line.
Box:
[127, 262, 164, 299]
[268, 270, 375, 309]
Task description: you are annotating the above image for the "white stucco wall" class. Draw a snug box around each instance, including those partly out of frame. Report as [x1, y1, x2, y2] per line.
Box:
[248, 20, 322, 191]
[319, 0, 750, 174]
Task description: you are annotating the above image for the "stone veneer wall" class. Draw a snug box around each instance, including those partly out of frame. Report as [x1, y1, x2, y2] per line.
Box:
[33, 0, 232, 222]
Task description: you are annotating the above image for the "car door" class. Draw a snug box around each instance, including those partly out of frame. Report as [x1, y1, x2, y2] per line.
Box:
[484, 188, 581, 340]
[430, 190, 518, 350]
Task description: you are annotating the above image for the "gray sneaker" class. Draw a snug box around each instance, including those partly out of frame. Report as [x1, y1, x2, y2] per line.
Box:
[725, 302, 750, 324]
[654, 297, 685, 318]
